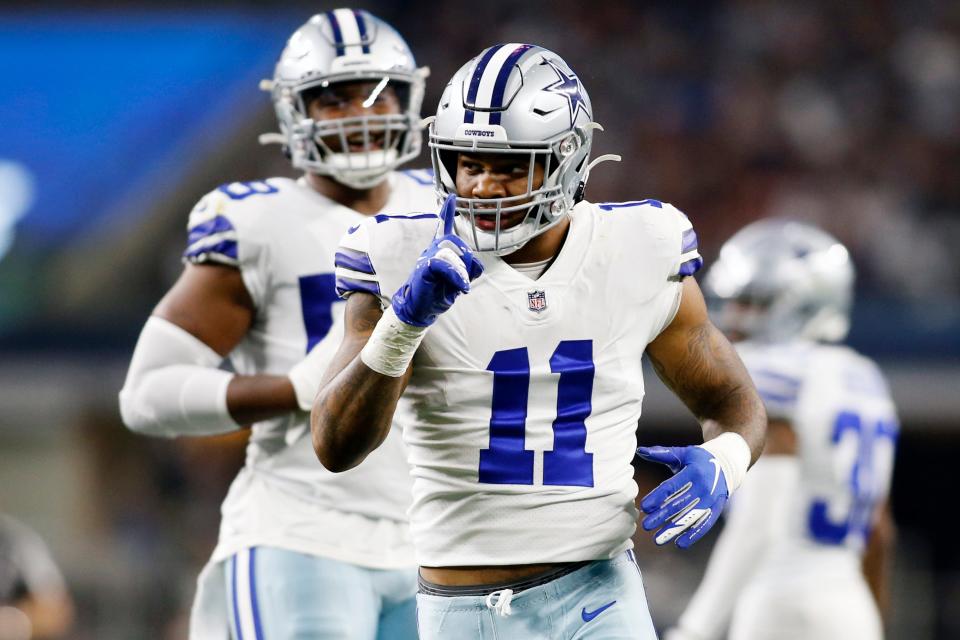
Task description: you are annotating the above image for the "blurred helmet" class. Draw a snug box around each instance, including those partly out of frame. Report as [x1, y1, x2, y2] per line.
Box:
[703, 219, 854, 343]
[429, 44, 615, 255]
[262, 9, 428, 189]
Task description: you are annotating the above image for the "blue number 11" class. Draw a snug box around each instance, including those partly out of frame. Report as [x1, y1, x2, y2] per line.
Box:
[479, 340, 595, 487]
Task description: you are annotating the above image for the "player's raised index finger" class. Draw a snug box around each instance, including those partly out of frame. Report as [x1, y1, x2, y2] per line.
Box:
[438, 193, 457, 238]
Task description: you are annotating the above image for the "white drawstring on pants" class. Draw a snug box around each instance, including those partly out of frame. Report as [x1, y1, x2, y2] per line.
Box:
[485, 588, 514, 617]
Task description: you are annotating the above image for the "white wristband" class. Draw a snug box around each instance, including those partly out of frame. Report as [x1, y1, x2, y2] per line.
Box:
[360, 306, 428, 377]
[698, 432, 752, 494]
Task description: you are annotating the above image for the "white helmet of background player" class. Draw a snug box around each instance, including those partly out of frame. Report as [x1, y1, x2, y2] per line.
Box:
[429, 44, 617, 255]
[703, 219, 855, 344]
[261, 9, 428, 189]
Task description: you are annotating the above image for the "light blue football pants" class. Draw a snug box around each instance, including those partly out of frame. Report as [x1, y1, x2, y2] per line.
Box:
[416, 550, 659, 639]
[225, 546, 418, 640]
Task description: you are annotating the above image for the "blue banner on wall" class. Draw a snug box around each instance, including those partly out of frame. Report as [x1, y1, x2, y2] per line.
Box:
[0, 10, 295, 256]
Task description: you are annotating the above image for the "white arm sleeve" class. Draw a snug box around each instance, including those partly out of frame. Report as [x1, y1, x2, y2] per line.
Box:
[672, 455, 800, 640]
[118, 316, 238, 438]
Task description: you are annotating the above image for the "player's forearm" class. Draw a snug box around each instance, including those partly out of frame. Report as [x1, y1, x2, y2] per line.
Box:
[121, 314, 305, 436]
[226, 374, 299, 425]
[123, 365, 300, 437]
[649, 321, 766, 464]
[699, 384, 767, 465]
[311, 357, 405, 472]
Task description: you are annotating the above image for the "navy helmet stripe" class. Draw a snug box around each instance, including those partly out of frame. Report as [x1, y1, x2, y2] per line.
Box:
[489, 44, 534, 125]
[353, 10, 371, 54]
[325, 11, 346, 56]
[464, 44, 504, 124]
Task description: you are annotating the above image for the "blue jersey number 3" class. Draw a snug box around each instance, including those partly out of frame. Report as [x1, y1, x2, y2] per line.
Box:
[479, 340, 595, 487]
[808, 410, 898, 545]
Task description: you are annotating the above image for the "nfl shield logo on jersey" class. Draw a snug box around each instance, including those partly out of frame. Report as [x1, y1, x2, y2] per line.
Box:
[527, 290, 547, 313]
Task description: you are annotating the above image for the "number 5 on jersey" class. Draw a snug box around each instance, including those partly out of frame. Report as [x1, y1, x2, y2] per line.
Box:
[480, 340, 595, 488]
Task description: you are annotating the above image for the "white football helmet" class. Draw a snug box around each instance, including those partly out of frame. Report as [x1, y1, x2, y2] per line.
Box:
[429, 44, 617, 255]
[703, 219, 855, 343]
[261, 9, 428, 189]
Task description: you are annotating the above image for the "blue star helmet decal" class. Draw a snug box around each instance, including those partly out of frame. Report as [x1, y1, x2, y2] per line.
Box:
[541, 56, 591, 127]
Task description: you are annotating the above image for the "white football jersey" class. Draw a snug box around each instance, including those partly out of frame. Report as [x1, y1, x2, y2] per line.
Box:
[183, 170, 437, 569]
[736, 340, 898, 578]
[336, 198, 702, 566]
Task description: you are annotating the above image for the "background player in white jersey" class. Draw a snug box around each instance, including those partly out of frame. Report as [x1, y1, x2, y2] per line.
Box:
[118, 10, 435, 639]
[665, 220, 898, 640]
[311, 44, 767, 639]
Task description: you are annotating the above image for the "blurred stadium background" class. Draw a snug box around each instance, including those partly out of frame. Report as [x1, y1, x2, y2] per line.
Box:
[1, 1, 958, 637]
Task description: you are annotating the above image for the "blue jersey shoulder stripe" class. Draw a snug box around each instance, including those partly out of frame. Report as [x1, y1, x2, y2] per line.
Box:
[750, 369, 801, 406]
[682, 228, 698, 253]
[334, 248, 376, 275]
[678, 256, 703, 277]
[184, 239, 238, 261]
[187, 214, 235, 246]
[751, 369, 802, 389]
[336, 276, 381, 298]
[758, 388, 798, 405]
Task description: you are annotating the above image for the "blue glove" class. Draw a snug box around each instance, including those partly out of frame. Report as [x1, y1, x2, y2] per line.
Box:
[391, 194, 484, 327]
[636, 445, 729, 549]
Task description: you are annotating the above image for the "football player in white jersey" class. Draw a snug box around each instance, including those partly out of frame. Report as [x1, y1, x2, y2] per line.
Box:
[118, 10, 435, 639]
[665, 220, 898, 640]
[310, 44, 768, 639]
